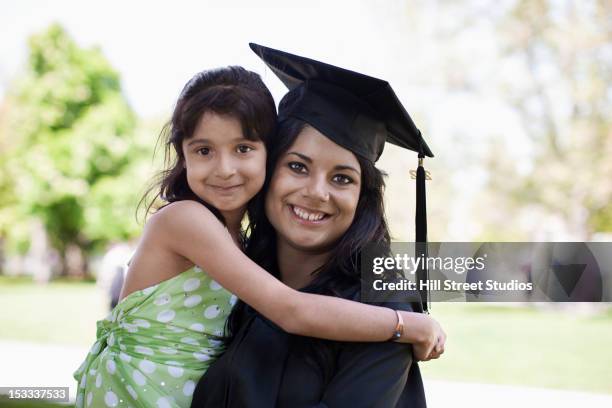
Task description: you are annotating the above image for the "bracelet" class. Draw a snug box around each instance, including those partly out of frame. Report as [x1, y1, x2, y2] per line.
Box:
[390, 309, 404, 341]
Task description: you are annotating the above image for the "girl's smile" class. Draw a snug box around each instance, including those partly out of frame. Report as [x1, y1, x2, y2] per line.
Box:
[208, 183, 245, 194]
[182, 112, 266, 218]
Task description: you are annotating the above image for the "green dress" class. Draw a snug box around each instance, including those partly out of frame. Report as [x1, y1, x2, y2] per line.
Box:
[73, 266, 234, 408]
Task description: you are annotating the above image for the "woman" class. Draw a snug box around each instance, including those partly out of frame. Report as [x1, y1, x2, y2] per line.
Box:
[190, 44, 443, 407]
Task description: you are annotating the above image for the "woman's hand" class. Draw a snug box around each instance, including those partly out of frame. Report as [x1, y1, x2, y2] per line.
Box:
[398, 312, 446, 361]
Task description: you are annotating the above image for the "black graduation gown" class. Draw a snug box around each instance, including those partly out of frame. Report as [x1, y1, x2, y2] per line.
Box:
[190, 301, 427, 408]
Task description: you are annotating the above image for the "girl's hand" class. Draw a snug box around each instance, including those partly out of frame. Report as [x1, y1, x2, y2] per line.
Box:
[398, 312, 446, 361]
[422, 327, 446, 361]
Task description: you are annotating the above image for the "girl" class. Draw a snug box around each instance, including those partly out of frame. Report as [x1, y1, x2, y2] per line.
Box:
[74, 66, 443, 408]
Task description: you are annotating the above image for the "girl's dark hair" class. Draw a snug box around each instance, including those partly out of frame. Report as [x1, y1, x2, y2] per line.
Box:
[138, 66, 276, 227]
[225, 117, 393, 382]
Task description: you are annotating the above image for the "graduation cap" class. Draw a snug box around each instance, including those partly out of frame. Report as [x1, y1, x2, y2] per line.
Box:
[250, 43, 432, 312]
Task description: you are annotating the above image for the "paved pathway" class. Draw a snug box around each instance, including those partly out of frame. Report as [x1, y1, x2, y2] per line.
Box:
[424, 379, 612, 408]
[1, 340, 610, 407]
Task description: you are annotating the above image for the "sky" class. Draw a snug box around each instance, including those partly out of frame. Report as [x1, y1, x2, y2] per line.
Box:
[1, 0, 426, 117]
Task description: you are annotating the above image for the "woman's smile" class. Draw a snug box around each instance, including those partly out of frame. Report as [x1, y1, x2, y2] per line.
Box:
[287, 204, 332, 224]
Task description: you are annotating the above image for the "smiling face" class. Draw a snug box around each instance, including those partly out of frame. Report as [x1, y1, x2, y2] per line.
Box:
[265, 126, 362, 253]
[182, 112, 266, 218]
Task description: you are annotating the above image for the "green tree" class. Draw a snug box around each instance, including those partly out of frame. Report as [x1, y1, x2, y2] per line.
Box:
[426, 0, 612, 240]
[1, 23, 144, 277]
[488, 0, 612, 239]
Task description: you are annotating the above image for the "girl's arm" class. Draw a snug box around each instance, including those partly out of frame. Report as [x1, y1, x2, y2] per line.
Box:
[154, 200, 441, 345]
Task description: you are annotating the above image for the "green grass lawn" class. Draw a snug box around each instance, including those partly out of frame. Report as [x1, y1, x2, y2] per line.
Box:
[420, 303, 612, 394]
[0, 276, 107, 346]
[0, 276, 611, 394]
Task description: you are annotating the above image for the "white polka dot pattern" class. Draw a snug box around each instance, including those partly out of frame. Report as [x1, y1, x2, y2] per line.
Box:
[74, 265, 232, 407]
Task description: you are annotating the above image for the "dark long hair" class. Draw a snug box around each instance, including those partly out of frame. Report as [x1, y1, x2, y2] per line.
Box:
[225, 117, 393, 381]
[138, 66, 276, 229]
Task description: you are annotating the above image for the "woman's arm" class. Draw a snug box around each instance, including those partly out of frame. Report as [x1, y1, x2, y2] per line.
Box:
[155, 200, 442, 345]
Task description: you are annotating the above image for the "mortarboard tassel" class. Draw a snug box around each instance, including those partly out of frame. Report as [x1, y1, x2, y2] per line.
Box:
[416, 152, 429, 313]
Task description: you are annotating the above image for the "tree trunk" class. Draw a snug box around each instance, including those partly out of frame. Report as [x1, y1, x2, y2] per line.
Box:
[30, 219, 53, 283]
